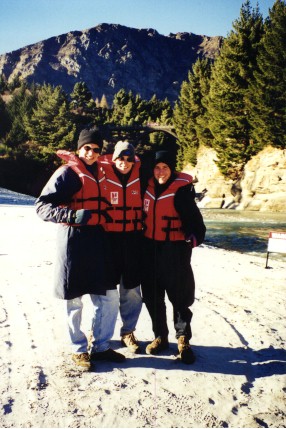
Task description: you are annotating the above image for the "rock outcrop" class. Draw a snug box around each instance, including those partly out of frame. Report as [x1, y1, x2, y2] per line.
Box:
[238, 147, 286, 212]
[184, 146, 286, 212]
[0, 24, 222, 104]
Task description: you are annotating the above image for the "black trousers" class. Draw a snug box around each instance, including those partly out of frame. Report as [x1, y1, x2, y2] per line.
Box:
[105, 231, 143, 289]
[141, 238, 194, 341]
[143, 281, 193, 340]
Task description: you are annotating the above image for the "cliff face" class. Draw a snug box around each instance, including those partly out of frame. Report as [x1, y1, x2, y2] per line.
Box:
[0, 24, 222, 104]
[238, 147, 286, 212]
[185, 146, 286, 212]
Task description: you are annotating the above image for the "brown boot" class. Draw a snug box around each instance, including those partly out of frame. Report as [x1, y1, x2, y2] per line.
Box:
[121, 332, 141, 354]
[72, 352, 91, 369]
[178, 336, 195, 364]
[146, 337, 169, 355]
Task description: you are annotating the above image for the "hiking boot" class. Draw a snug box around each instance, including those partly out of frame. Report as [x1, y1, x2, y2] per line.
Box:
[121, 332, 141, 354]
[146, 337, 169, 355]
[72, 352, 91, 369]
[90, 348, 126, 363]
[177, 336, 195, 364]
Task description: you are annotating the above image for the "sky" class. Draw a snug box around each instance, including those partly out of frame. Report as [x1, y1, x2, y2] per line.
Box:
[0, 0, 276, 56]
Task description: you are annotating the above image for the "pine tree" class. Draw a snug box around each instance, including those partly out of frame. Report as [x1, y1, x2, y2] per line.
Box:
[25, 84, 76, 161]
[70, 81, 92, 110]
[109, 89, 132, 125]
[134, 96, 149, 123]
[206, 0, 264, 179]
[158, 104, 172, 125]
[195, 60, 213, 147]
[5, 83, 37, 149]
[173, 58, 212, 169]
[247, 0, 286, 151]
[148, 95, 164, 122]
[0, 96, 11, 140]
[122, 98, 137, 126]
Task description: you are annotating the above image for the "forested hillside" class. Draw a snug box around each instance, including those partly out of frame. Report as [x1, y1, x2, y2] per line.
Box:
[0, 0, 285, 200]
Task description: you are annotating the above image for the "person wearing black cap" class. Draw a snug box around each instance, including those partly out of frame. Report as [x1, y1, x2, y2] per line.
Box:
[99, 141, 143, 354]
[141, 150, 206, 364]
[35, 128, 125, 369]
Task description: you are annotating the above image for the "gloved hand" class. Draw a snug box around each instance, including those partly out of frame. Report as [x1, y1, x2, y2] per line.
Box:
[185, 234, 197, 248]
[75, 209, 92, 225]
[68, 209, 92, 225]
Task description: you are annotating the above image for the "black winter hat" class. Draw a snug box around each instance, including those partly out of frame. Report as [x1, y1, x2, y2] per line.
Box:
[154, 150, 176, 172]
[77, 128, 103, 150]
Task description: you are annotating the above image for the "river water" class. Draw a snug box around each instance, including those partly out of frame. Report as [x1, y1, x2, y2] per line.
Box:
[0, 188, 285, 262]
[202, 209, 286, 261]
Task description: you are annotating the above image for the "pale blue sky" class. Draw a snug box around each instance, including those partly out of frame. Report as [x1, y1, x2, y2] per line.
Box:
[0, 0, 275, 55]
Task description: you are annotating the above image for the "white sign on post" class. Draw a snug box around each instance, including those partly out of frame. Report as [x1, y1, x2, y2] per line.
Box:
[265, 231, 286, 268]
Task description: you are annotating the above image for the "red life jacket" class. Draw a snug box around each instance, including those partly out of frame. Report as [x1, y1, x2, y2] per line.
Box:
[57, 150, 109, 226]
[99, 154, 143, 232]
[143, 172, 193, 241]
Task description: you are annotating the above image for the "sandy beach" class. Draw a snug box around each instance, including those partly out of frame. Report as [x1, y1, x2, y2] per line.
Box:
[0, 195, 285, 428]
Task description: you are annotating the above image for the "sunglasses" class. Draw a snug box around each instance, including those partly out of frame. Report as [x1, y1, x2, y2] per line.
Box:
[83, 146, 101, 153]
[118, 156, 134, 162]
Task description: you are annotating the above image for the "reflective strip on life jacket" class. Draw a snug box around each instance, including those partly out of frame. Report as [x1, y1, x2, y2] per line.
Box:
[143, 173, 192, 241]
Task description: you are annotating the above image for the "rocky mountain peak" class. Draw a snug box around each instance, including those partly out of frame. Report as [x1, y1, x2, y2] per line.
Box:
[0, 23, 222, 104]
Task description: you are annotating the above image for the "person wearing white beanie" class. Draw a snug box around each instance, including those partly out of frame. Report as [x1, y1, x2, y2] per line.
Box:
[99, 141, 143, 354]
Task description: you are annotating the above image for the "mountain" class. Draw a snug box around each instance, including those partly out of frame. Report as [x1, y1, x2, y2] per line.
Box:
[0, 23, 222, 104]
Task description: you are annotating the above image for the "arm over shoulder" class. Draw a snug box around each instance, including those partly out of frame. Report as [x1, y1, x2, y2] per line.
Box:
[35, 166, 82, 223]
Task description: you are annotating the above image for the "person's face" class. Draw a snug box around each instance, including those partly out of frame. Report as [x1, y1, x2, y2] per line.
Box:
[78, 144, 101, 165]
[154, 162, 171, 184]
[114, 155, 134, 174]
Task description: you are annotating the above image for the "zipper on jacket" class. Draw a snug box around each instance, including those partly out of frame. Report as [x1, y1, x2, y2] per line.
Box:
[123, 183, 127, 233]
[97, 179, 101, 224]
[152, 198, 157, 240]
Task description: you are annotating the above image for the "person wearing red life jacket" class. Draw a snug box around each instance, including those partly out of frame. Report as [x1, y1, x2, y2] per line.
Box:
[99, 141, 144, 354]
[141, 150, 206, 364]
[35, 128, 125, 369]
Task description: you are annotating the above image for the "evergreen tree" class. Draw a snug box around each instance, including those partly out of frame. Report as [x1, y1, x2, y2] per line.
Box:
[195, 60, 213, 147]
[25, 84, 76, 161]
[109, 89, 132, 124]
[5, 83, 37, 149]
[148, 95, 166, 122]
[173, 58, 212, 169]
[174, 78, 196, 168]
[70, 81, 92, 110]
[158, 104, 173, 126]
[108, 89, 173, 129]
[0, 96, 11, 140]
[247, 0, 286, 151]
[122, 98, 137, 126]
[206, 0, 264, 178]
[134, 95, 149, 124]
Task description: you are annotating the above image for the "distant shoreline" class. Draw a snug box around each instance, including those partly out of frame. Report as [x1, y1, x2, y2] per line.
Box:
[0, 187, 35, 206]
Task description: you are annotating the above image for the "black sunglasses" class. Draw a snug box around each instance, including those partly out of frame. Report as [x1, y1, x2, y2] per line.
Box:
[118, 156, 133, 162]
[83, 146, 101, 153]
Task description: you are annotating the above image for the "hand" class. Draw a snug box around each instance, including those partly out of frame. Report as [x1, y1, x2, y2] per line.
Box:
[185, 234, 197, 248]
[73, 209, 92, 225]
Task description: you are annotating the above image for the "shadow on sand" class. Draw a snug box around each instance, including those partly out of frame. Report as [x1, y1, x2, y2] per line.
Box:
[92, 341, 286, 393]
